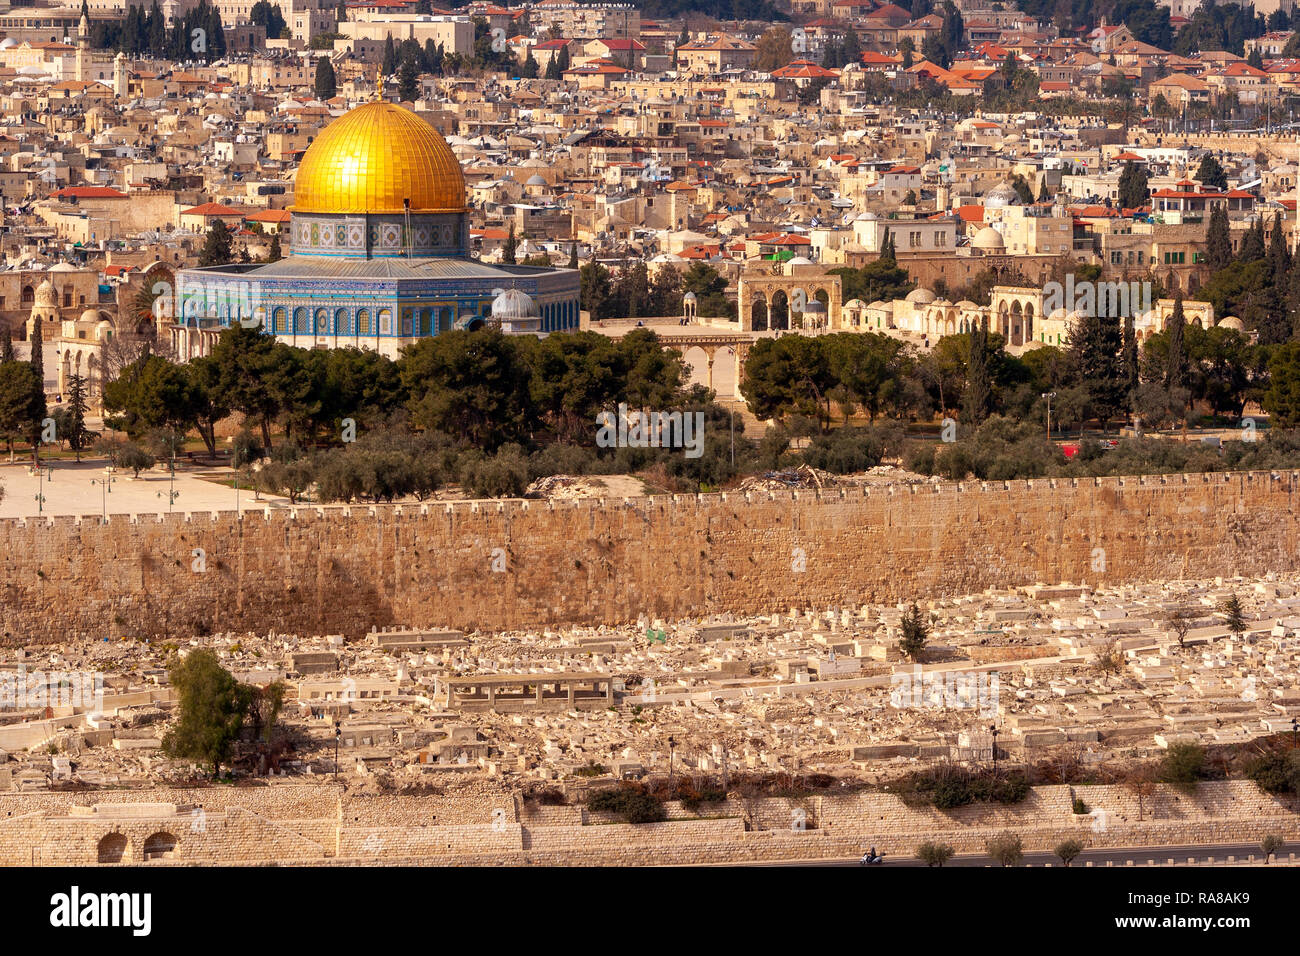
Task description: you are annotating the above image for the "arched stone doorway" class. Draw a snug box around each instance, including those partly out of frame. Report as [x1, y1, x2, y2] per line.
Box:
[142, 832, 177, 861]
[98, 832, 128, 863]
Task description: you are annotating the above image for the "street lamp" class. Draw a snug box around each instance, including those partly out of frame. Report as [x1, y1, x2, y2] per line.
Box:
[334, 722, 341, 781]
[90, 477, 114, 524]
[33, 465, 53, 514]
[667, 735, 676, 788]
[1042, 392, 1056, 441]
[990, 724, 1000, 775]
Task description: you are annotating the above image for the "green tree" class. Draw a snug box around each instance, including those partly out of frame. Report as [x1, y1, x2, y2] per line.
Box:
[502, 222, 518, 264]
[62, 372, 91, 460]
[1070, 311, 1124, 427]
[267, 233, 282, 262]
[161, 648, 250, 776]
[1205, 205, 1232, 272]
[1055, 838, 1084, 866]
[198, 219, 234, 267]
[1196, 154, 1228, 191]
[985, 832, 1023, 866]
[1218, 593, 1246, 639]
[1160, 742, 1205, 793]
[1118, 160, 1150, 211]
[962, 321, 993, 425]
[30, 316, 43, 378]
[397, 52, 420, 101]
[899, 602, 929, 661]
[1165, 295, 1188, 392]
[916, 841, 955, 866]
[314, 54, 336, 99]
[0, 361, 45, 462]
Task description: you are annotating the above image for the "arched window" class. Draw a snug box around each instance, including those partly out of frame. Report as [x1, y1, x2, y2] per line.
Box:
[272, 307, 287, 333]
[293, 308, 307, 334]
[357, 309, 371, 335]
[401, 308, 413, 336]
[378, 309, 392, 335]
[418, 309, 432, 335]
[314, 308, 328, 334]
[335, 308, 349, 335]
[438, 308, 453, 332]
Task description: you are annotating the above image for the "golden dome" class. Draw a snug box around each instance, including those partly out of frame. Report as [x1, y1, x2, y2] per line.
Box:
[291, 101, 466, 215]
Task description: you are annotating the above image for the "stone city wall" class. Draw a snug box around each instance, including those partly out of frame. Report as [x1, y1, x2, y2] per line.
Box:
[3, 471, 1299, 644]
[0, 781, 1295, 866]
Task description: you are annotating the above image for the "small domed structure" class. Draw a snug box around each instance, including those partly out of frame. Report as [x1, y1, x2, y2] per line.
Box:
[905, 287, 936, 305]
[490, 287, 542, 337]
[972, 226, 1005, 252]
[1219, 315, 1244, 330]
[35, 278, 57, 307]
[984, 181, 1022, 209]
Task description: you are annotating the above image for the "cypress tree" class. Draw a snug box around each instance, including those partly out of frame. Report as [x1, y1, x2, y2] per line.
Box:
[1205, 206, 1231, 272]
[29, 315, 43, 376]
[1240, 215, 1265, 262]
[1165, 294, 1188, 391]
[1122, 316, 1139, 408]
[0, 323, 12, 362]
[1071, 312, 1124, 427]
[314, 56, 336, 100]
[568, 241, 578, 269]
[961, 320, 992, 425]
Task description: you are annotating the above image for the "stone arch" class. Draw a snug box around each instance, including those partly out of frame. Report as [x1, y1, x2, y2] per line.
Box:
[464, 316, 485, 331]
[335, 308, 350, 335]
[997, 301, 1010, 338]
[142, 831, 177, 861]
[357, 309, 371, 335]
[751, 296, 769, 331]
[1024, 302, 1034, 342]
[314, 308, 328, 335]
[21, 285, 34, 305]
[293, 307, 308, 334]
[437, 307, 453, 333]
[272, 307, 287, 333]
[97, 832, 128, 863]
[1166, 271, 1177, 293]
[1010, 300, 1024, 346]
[769, 290, 789, 330]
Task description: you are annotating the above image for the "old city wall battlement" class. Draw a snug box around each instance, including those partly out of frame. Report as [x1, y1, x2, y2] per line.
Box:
[2, 470, 1299, 643]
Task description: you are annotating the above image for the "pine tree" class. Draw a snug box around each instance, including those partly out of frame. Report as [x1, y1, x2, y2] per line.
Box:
[521, 48, 538, 78]
[961, 320, 992, 424]
[1196, 154, 1228, 191]
[1240, 216, 1265, 262]
[199, 219, 234, 266]
[65, 372, 89, 461]
[567, 241, 578, 269]
[1118, 161, 1149, 211]
[1165, 295, 1188, 391]
[382, 34, 397, 75]
[1205, 206, 1232, 271]
[1122, 316, 1139, 407]
[397, 52, 419, 102]
[1071, 312, 1124, 427]
[314, 55, 336, 100]
[268, 233, 282, 262]
[898, 602, 929, 661]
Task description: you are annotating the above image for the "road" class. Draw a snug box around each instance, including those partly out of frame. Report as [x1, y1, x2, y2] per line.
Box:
[729, 843, 1290, 867]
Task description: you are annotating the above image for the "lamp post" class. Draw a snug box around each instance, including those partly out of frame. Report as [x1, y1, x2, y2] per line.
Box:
[90, 476, 114, 523]
[667, 735, 676, 789]
[990, 724, 1000, 775]
[1042, 391, 1056, 441]
[334, 722, 341, 781]
[33, 464, 52, 514]
[158, 446, 179, 512]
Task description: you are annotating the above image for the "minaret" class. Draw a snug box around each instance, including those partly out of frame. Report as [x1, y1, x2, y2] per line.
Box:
[76, 11, 89, 83]
[113, 51, 128, 97]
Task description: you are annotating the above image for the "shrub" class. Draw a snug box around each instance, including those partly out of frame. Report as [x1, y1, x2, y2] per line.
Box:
[916, 841, 955, 867]
[587, 782, 666, 824]
[1055, 838, 1084, 866]
[1261, 835, 1284, 862]
[986, 831, 1024, 867]
[1160, 743, 1205, 793]
[1072, 796, 1089, 815]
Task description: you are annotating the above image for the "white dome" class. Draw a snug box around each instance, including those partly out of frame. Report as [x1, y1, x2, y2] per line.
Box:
[787, 256, 812, 265]
[491, 287, 538, 320]
[984, 182, 1021, 208]
[905, 287, 936, 304]
[1219, 315, 1244, 330]
[972, 226, 1005, 251]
